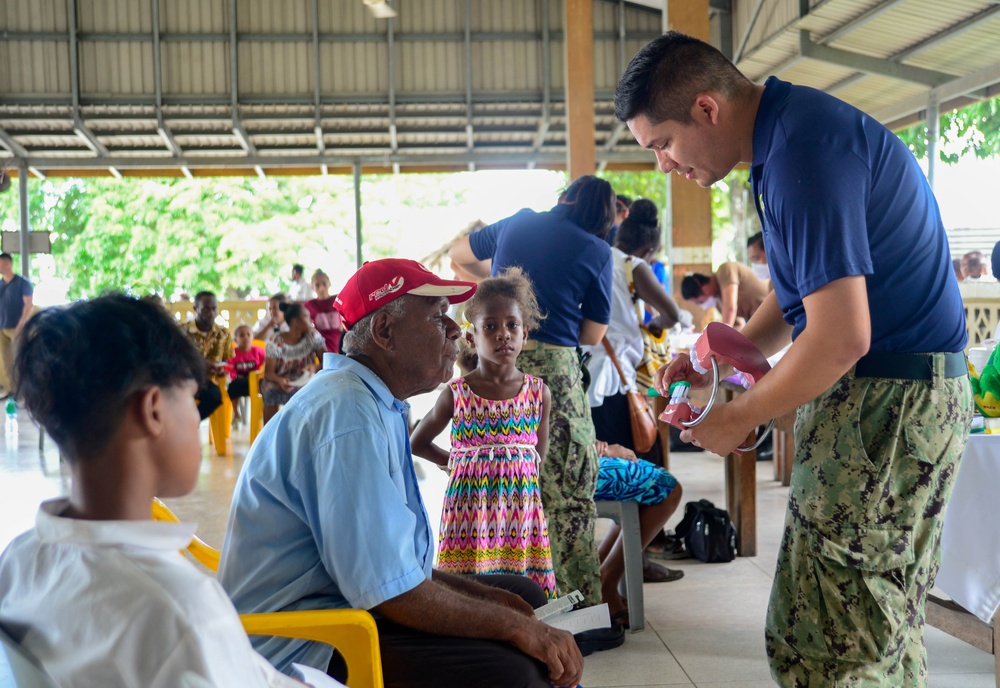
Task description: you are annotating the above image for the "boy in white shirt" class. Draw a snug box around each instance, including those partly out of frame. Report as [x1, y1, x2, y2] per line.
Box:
[0, 294, 307, 688]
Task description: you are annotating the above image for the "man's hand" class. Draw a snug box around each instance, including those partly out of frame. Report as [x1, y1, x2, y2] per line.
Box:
[510, 623, 584, 688]
[653, 352, 710, 396]
[677, 401, 755, 456]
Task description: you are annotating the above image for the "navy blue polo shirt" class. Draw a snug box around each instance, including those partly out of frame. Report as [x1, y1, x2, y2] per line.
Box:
[0, 274, 32, 329]
[751, 76, 966, 354]
[468, 206, 613, 346]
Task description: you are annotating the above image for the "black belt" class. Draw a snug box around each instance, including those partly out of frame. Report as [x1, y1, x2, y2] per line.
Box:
[854, 351, 967, 381]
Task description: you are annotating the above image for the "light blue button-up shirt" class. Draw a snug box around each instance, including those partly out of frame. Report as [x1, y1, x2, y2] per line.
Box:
[219, 354, 434, 674]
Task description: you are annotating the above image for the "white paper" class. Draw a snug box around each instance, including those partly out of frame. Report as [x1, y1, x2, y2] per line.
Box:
[290, 663, 347, 688]
[542, 602, 611, 634]
[534, 589, 585, 621]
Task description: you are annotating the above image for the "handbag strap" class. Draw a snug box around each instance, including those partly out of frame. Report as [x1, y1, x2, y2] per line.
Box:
[601, 338, 631, 389]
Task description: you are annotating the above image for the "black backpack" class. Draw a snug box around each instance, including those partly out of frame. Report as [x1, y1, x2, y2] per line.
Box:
[675, 499, 738, 563]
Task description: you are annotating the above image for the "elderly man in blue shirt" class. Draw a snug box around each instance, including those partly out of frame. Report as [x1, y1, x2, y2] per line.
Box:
[219, 258, 583, 688]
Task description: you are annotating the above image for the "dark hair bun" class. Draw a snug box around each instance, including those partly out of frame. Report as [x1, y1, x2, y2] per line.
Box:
[278, 301, 292, 314]
[628, 198, 658, 226]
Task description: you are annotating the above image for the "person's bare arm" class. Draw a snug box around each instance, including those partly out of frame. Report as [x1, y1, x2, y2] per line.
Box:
[263, 356, 292, 391]
[432, 568, 534, 616]
[448, 236, 492, 280]
[677, 276, 870, 455]
[15, 295, 32, 334]
[409, 386, 454, 468]
[739, 290, 793, 357]
[252, 319, 273, 340]
[374, 579, 584, 687]
[578, 318, 608, 346]
[719, 282, 740, 327]
[632, 260, 680, 328]
[535, 383, 551, 464]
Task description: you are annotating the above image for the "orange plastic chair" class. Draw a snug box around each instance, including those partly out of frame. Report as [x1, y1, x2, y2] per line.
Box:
[150, 498, 383, 688]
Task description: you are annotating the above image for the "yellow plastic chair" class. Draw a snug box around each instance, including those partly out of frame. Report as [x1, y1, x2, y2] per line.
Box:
[208, 374, 233, 456]
[150, 498, 383, 688]
[248, 338, 267, 444]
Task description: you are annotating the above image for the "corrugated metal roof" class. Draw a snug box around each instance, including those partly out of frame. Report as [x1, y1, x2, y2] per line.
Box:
[2, 0, 998, 176]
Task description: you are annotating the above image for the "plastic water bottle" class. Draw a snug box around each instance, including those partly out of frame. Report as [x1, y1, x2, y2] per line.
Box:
[4, 398, 17, 437]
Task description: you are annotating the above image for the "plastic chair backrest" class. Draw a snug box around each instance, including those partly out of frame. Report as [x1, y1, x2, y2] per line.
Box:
[148, 499, 383, 687]
[0, 625, 60, 688]
[150, 498, 222, 571]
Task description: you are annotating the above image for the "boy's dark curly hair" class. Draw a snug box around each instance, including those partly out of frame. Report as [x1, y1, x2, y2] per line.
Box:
[13, 294, 204, 461]
[463, 267, 544, 333]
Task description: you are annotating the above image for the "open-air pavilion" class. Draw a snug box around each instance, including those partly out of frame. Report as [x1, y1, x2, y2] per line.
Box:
[2, 1, 1000, 686]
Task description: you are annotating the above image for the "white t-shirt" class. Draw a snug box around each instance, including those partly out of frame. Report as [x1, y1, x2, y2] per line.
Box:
[289, 278, 315, 302]
[0, 499, 301, 688]
[583, 248, 645, 407]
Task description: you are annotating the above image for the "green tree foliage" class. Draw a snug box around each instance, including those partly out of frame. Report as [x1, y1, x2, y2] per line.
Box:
[896, 95, 1000, 163]
[0, 176, 360, 300]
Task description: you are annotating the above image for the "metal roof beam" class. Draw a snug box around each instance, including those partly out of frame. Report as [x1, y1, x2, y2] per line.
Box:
[387, 6, 399, 174]
[1, 29, 660, 43]
[19, 150, 657, 169]
[0, 128, 28, 158]
[464, 0, 474, 171]
[817, 0, 906, 46]
[152, 0, 184, 158]
[310, 0, 326, 175]
[871, 60, 1000, 124]
[798, 31, 956, 87]
[528, 0, 552, 170]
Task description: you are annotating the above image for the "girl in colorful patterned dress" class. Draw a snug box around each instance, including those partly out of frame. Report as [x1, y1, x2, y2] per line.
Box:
[410, 268, 557, 599]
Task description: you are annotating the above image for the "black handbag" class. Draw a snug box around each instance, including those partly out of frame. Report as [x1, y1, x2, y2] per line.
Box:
[674, 499, 737, 563]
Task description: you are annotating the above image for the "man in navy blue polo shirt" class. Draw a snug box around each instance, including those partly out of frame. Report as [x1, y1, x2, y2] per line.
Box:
[0, 252, 33, 399]
[615, 32, 971, 686]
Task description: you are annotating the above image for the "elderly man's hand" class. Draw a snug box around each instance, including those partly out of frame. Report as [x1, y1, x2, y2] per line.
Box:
[481, 585, 535, 617]
[511, 622, 584, 688]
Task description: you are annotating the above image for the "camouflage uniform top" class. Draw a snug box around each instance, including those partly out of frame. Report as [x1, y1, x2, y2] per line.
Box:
[183, 320, 232, 364]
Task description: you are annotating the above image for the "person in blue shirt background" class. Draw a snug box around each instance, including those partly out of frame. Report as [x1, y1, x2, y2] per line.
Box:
[616, 31, 971, 687]
[219, 258, 584, 688]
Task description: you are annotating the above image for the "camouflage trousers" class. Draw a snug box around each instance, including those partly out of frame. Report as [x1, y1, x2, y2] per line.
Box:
[766, 361, 972, 687]
[518, 345, 603, 607]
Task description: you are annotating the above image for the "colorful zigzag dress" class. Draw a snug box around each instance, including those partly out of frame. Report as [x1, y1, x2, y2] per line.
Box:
[437, 374, 557, 599]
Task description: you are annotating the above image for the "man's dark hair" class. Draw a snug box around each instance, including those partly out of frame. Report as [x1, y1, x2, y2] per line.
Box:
[992, 241, 1000, 281]
[558, 175, 616, 237]
[747, 232, 764, 251]
[292, 263, 305, 276]
[680, 273, 711, 301]
[615, 198, 660, 255]
[14, 294, 204, 461]
[0, 252, 12, 262]
[615, 31, 752, 125]
[194, 290, 216, 305]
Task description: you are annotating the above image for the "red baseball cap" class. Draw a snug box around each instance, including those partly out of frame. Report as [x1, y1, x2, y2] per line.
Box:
[334, 258, 477, 329]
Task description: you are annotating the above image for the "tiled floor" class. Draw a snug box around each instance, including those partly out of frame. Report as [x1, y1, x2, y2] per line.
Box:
[1, 391, 996, 687]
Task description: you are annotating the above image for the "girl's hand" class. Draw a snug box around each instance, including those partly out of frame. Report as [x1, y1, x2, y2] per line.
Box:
[605, 443, 637, 461]
[278, 378, 294, 393]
